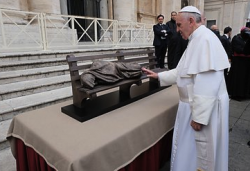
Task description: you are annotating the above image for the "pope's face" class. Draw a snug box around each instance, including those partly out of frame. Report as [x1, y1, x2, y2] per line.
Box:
[176, 13, 193, 40]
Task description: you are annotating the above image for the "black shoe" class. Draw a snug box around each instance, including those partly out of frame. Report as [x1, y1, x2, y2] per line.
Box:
[247, 141, 250, 147]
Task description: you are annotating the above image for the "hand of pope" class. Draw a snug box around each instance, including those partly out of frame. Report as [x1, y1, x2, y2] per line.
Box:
[141, 68, 158, 79]
[190, 120, 203, 131]
[142, 67, 202, 131]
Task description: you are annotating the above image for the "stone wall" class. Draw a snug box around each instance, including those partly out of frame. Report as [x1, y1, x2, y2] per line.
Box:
[105, 0, 204, 24]
[0, 0, 61, 14]
[204, 0, 250, 37]
[0, 0, 62, 24]
[0, 0, 206, 24]
[5, 0, 249, 51]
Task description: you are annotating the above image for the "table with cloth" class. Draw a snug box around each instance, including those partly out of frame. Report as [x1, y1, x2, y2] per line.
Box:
[7, 85, 179, 171]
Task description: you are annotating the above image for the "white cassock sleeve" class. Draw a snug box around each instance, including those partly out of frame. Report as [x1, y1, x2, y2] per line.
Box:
[191, 70, 224, 125]
[158, 69, 178, 86]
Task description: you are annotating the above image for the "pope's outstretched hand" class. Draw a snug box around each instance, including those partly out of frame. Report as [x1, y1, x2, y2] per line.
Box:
[141, 68, 158, 79]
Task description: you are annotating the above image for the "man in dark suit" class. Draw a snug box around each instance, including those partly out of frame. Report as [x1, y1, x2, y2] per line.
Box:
[172, 32, 188, 68]
[153, 14, 169, 68]
[221, 27, 232, 58]
[210, 25, 221, 39]
[244, 30, 250, 148]
[166, 11, 178, 69]
[220, 26, 232, 79]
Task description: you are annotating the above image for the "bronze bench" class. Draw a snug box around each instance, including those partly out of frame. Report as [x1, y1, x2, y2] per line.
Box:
[66, 48, 167, 108]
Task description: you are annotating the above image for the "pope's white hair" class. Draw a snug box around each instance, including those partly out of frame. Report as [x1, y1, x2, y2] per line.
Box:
[181, 12, 202, 23]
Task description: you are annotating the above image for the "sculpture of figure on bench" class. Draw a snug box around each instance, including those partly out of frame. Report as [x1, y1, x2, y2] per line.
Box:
[80, 60, 142, 89]
[65, 48, 167, 109]
[62, 48, 169, 122]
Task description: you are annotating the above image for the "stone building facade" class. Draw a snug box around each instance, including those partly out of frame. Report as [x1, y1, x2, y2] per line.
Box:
[0, 0, 249, 32]
[205, 0, 250, 36]
[59, 0, 204, 24]
[0, 0, 249, 51]
[0, 0, 204, 23]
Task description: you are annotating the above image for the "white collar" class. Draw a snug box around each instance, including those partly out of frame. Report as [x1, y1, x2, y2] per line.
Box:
[177, 25, 230, 75]
[188, 25, 203, 41]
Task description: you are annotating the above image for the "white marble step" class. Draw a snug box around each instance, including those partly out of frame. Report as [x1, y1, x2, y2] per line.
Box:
[0, 86, 72, 121]
[0, 119, 12, 151]
[0, 65, 69, 84]
[0, 57, 67, 71]
[0, 46, 149, 61]
[0, 147, 15, 171]
[0, 52, 63, 62]
[0, 75, 71, 100]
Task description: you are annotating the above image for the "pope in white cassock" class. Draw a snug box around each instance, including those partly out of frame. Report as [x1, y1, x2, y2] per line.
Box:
[142, 6, 230, 171]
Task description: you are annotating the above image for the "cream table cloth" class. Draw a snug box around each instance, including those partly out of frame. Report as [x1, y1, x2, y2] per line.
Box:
[7, 85, 179, 171]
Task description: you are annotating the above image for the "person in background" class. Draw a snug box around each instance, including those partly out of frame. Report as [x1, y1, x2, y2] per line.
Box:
[246, 21, 250, 28]
[210, 24, 221, 39]
[242, 26, 250, 147]
[166, 11, 177, 35]
[143, 6, 230, 171]
[227, 27, 250, 101]
[153, 14, 170, 68]
[166, 11, 178, 69]
[171, 33, 188, 69]
[220, 26, 232, 80]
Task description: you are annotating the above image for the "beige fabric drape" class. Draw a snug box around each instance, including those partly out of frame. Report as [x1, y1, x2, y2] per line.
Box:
[7, 85, 179, 171]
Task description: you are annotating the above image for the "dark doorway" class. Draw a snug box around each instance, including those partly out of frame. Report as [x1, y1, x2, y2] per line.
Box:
[67, 0, 100, 41]
[181, 0, 189, 8]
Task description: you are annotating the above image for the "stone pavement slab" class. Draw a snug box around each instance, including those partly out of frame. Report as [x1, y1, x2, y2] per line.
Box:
[0, 147, 15, 171]
[230, 119, 250, 145]
[241, 108, 250, 121]
[229, 116, 238, 130]
[229, 99, 250, 171]
[229, 141, 250, 171]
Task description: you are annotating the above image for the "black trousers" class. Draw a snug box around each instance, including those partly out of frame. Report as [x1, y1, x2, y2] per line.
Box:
[227, 56, 250, 98]
[155, 43, 167, 68]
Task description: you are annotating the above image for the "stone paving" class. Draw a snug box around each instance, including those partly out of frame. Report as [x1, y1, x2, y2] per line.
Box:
[228, 99, 250, 171]
[160, 98, 250, 171]
[1, 98, 250, 171]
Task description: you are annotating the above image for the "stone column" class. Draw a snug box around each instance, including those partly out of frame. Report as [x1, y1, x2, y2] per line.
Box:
[0, 0, 27, 24]
[189, 0, 204, 13]
[137, 0, 155, 24]
[28, 0, 61, 14]
[20, 0, 29, 11]
[59, 0, 68, 15]
[113, 0, 137, 22]
[107, 0, 114, 20]
[163, 0, 182, 21]
[100, 0, 108, 19]
[27, 0, 64, 27]
[100, 0, 109, 29]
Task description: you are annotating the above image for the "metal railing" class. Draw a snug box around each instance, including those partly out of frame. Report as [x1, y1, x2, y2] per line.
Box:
[0, 8, 154, 52]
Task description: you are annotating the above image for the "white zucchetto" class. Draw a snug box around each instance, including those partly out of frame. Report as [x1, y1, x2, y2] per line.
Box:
[179, 6, 201, 15]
